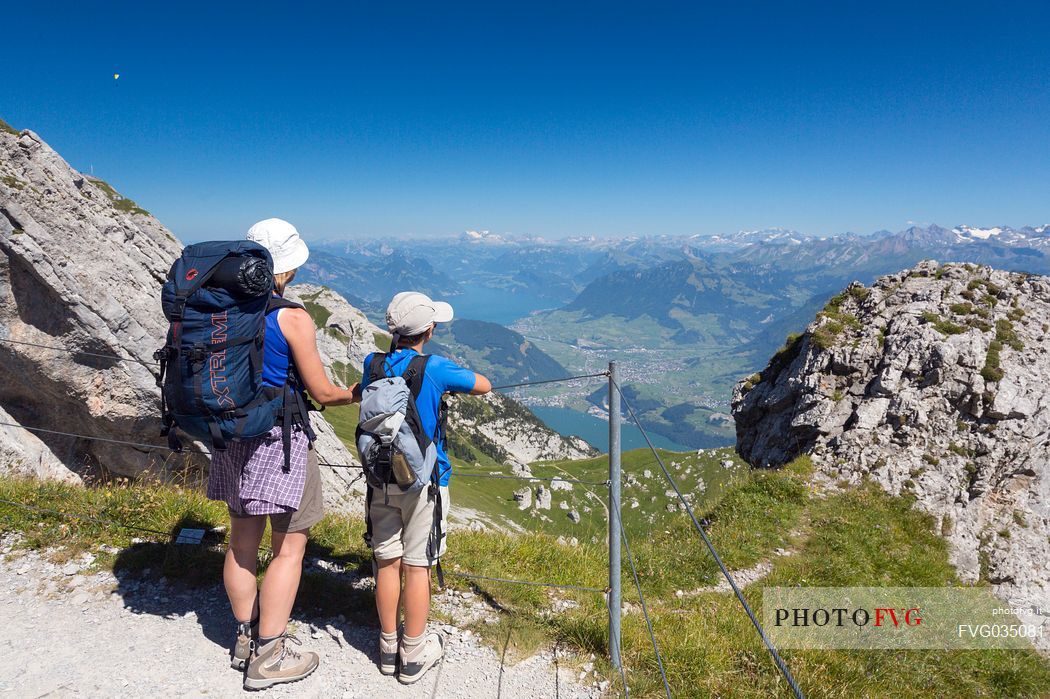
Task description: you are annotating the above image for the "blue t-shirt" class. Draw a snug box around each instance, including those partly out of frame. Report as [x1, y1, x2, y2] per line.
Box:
[361, 348, 476, 486]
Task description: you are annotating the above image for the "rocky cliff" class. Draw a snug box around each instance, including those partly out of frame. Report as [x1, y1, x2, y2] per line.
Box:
[0, 123, 363, 511]
[0, 122, 591, 514]
[733, 260, 1049, 632]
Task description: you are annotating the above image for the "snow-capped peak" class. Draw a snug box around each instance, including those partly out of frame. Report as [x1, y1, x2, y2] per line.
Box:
[462, 230, 508, 244]
[953, 225, 1004, 240]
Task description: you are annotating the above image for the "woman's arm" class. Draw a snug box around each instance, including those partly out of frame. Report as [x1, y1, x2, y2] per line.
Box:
[278, 308, 359, 406]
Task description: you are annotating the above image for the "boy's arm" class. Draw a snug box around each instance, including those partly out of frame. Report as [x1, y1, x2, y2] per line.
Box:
[436, 357, 491, 396]
[469, 373, 491, 395]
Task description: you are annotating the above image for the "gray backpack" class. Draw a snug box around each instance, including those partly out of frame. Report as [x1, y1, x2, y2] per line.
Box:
[356, 354, 437, 492]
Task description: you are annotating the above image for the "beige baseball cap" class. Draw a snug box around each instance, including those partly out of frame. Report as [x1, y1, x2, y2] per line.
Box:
[386, 291, 454, 336]
[246, 218, 310, 274]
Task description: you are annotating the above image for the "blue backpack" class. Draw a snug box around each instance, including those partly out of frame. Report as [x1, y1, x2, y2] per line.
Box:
[155, 241, 315, 469]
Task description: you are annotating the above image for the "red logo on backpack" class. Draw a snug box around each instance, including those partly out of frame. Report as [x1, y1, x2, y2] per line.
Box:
[185, 268, 199, 281]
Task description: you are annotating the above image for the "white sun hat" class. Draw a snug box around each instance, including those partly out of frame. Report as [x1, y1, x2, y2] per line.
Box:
[246, 218, 310, 274]
[386, 291, 454, 336]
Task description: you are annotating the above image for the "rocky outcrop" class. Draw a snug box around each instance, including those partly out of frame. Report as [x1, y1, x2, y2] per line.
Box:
[449, 392, 596, 464]
[284, 284, 386, 374]
[0, 125, 362, 512]
[0, 127, 184, 479]
[733, 260, 1049, 636]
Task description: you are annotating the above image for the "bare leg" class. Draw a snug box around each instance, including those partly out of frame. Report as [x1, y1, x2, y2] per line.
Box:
[402, 564, 431, 637]
[374, 557, 403, 634]
[224, 515, 265, 622]
[258, 527, 309, 638]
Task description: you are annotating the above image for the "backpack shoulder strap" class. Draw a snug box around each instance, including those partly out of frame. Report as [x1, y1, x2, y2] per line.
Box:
[267, 296, 305, 313]
[402, 355, 431, 401]
[367, 353, 389, 383]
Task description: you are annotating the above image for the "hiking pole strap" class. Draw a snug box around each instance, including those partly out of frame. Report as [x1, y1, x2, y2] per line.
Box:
[428, 482, 445, 588]
[363, 485, 374, 546]
[281, 383, 293, 473]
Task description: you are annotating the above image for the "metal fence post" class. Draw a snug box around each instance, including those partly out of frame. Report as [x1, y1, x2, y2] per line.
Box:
[608, 361, 622, 669]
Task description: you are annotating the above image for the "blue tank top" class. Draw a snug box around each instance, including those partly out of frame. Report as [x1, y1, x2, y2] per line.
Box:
[262, 308, 291, 388]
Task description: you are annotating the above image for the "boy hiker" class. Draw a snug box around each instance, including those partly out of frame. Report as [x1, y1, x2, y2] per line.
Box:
[357, 291, 491, 684]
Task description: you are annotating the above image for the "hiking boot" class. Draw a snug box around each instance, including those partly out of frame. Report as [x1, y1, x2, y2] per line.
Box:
[378, 629, 399, 676]
[243, 634, 319, 691]
[398, 632, 444, 685]
[231, 620, 258, 671]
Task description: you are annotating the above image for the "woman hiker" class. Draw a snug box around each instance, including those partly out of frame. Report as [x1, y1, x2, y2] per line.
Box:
[207, 218, 360, 690]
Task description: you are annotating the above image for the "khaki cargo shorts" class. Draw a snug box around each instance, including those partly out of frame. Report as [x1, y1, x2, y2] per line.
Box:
[366, 483, 449, 567]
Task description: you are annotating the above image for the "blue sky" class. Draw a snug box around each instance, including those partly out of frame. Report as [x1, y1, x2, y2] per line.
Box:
[4, 1, 1049, 240]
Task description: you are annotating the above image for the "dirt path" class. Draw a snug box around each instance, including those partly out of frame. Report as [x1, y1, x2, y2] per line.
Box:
[0, 537, 599, 698]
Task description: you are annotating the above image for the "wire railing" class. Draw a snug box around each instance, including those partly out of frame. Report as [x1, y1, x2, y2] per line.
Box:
[0, 334, 807, 696]
[0, 336, 607, 391]
[613, 379, 805, 699]
[0, 337, 158, 367]
[613, 502, 671, 698]
[490, 371, 610, 391]
[0, 367, 612, 590]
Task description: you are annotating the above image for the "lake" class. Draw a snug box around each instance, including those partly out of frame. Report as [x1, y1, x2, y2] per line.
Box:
[453, 284, 560, 325]
[530, 406, 695, 454]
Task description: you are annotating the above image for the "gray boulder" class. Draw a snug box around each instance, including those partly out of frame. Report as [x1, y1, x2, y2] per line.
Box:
[513, 487, 532, 510]
[534, 484, 551, 510]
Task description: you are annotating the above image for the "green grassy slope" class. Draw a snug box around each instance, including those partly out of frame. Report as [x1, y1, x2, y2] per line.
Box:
[2, 458, 1047, 697]
[450, 447, 747, 542]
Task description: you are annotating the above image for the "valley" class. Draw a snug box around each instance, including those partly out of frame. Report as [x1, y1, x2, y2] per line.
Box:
[301, 225, 1050, 451]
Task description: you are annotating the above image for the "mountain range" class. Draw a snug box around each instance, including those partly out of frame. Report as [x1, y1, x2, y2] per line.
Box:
[300, 224, 1049, 449]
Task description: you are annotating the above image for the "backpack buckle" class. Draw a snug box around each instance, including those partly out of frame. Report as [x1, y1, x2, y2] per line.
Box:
[375, 444, 392, 467]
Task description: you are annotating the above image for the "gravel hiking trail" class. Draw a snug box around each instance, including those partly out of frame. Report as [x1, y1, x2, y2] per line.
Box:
[0, 536, 602, 698]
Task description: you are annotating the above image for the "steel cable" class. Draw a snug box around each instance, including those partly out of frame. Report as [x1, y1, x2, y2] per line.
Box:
[0, 423, 604, 595]
[0, 337, 159, 367]
[612, 381, 805, 699]
[0, 421, 613, 482]
[490, 371, 610, 391]
[613, 503, 671, 698]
